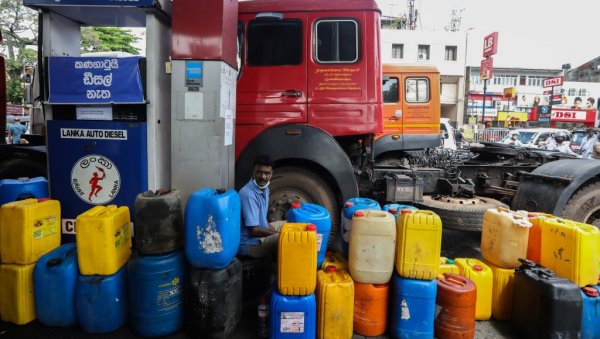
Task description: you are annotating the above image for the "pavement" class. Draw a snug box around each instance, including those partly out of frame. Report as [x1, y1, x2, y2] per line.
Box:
[0, 229, 520, 338]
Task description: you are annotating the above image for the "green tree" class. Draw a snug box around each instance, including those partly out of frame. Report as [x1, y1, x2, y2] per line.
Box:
[1, 0, 37, 104]
[81, 27, 140, 55]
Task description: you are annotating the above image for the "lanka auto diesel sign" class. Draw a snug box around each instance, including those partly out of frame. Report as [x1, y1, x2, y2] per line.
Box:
[71, 155, 121, 205]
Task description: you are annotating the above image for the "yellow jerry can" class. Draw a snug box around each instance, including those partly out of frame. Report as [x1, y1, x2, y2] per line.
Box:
[439, 257, 460, 275]
[481, 208, 531, 269]
[316, 266, 354, 339]
[0, 263, 36, 325]
[278, 223, 317, 296]
[484, 259, 515, 320]
[455, 258, 493, 321]
[395, 210, 442, 280]
[76, 205, 132, 275]
[0, 198, 61, 265]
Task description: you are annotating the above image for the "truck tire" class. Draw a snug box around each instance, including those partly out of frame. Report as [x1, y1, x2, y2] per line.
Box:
[0, 158, 47, 180]
[416, 195, 507, 231]
[268, 166, 339, 247]
[561, 181, 600, 227]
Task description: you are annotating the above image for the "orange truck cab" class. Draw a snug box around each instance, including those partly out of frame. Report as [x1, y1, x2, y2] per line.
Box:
[374, 64, 441, 160]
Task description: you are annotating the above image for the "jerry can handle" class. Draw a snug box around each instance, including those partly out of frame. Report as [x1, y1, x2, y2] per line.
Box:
[518, 258, 536, 268]
[155, 188, 170, 196]
[496, 207, 510, 213]
[216, 188, 226, 194]
[444, 274, 467, 287]
[46, 258, 62, 267]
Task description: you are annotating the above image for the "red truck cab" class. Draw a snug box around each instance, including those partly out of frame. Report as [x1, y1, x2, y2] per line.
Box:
[236, 0, 382, 159]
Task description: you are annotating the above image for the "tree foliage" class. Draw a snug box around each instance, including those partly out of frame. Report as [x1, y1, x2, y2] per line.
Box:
[81, 27, 140, 55]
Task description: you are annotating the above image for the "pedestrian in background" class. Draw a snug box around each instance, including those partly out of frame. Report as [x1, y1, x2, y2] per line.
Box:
[579, 128, 598, 159]
[8, 118, 28, 144]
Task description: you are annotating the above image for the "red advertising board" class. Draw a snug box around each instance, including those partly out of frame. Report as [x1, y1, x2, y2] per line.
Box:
[480, 58, 493, 80]
[550, 108, 595, 122]
[483, 32, 499, 57]
[543, 76, 563, 88]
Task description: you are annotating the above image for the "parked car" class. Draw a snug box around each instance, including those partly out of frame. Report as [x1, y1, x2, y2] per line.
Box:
[440, 118, 456, 150]
[498, 128, 571, 148]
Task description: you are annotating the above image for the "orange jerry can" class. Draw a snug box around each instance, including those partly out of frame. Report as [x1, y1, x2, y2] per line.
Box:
[0, 198, 61, 265]
[484, 259, 515, 320]
[435, 273, 476, 339]
[526, 213, 556, 264]
[455, 258, 493, 321]
[316, 266, 354, 339]
[540, 217, 600, 287]
[353, 282, 389, 336]
[395, 210, 442, 280]
[278, 223, 317, 295]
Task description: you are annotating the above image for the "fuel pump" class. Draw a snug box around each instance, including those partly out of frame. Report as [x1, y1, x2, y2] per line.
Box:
[170, 0, 238, 203]
[23, 0, 172, 240]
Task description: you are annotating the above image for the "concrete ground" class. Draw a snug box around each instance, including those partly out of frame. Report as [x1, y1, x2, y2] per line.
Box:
[0, 229, 519, 338]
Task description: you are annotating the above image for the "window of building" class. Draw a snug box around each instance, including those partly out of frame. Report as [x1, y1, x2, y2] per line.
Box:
[527, 76, 544, 87]
[568, 88, 576, 96]
[247, 19, 302, 66]
[492, 75, 517, 86]
[578, 88, 587, 96]
[383, 77, 399, 103]
[392, 44, 403, 59]
[519, 76, 526, 85]
[417, 45, 430, 60]
[405, 77, 429, 102]
[315, 19, 359, 63]
[445, 46, 457, 61]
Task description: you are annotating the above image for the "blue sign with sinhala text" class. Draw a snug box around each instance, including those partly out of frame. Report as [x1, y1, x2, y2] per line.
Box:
[24, 0, 156, 6]
[48, 57, 145, 104]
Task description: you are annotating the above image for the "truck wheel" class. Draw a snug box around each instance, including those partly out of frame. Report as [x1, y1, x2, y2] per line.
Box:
[561, 181, 600, 227]
[417, 195, 507, 231]
[0, 158, 47, 180]
[268, 167, 339, 246]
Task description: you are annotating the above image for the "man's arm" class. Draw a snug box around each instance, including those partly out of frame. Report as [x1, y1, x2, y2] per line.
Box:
[249, 226, 277, 237]
[241, 193, 277, 237]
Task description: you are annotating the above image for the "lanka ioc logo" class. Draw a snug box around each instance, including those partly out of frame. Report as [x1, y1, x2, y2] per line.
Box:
[71, 155, 121, 205]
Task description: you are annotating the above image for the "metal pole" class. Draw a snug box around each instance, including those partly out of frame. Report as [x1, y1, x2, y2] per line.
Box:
[548, 86, 554, 128]
[482, 79, 487, 125]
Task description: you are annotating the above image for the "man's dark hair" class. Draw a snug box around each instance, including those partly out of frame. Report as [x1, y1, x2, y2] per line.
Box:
[253, 154, 274, 169]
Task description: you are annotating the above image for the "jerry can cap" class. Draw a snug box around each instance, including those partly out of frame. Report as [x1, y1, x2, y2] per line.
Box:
[389, 208, 398, 214]
[325, 266, 336, 273]
[446, 258, 455, 264]
[527, 213, 538, 218]
[353, 211, 364, 217]
[291, 202, 301, 209]
[473, 264, 483, 271]
[37, 197, 50, 202]
[325, 251, 334, 257]
[306, 224, 317, 232]
[583, 286, 598, 297]
[400, 209, 412, 215]
[373, 283, 388, 288]
[345, 201, 354, 207]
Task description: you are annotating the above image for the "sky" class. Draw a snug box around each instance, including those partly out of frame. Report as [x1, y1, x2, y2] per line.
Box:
[375, 0, 600, 70]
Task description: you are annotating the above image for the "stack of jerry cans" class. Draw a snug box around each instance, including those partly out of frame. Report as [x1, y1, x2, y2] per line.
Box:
[341, 197, 381, 257]
[0, 177, 49, 205]
[316, 266, 354, 339]
[392, 209, 441, 338]
[455, 258, 493, 321]
[33, 243, 79, 327]
[75, 205, 132, 333]
[272, 223, 317, 338]
[129, 189, 185, 338]
[512, 259, 582, 338]
[0, 198, 61, 325]
[480, 207, 532, 320]
[184, 188, 242, 338]
[539, 217, 600, 287]
[287, 202, 331, 268]
[348, 209, 396, 337]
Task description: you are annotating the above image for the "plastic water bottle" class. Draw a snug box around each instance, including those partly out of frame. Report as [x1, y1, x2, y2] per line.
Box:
[258, 297, 269, 338]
